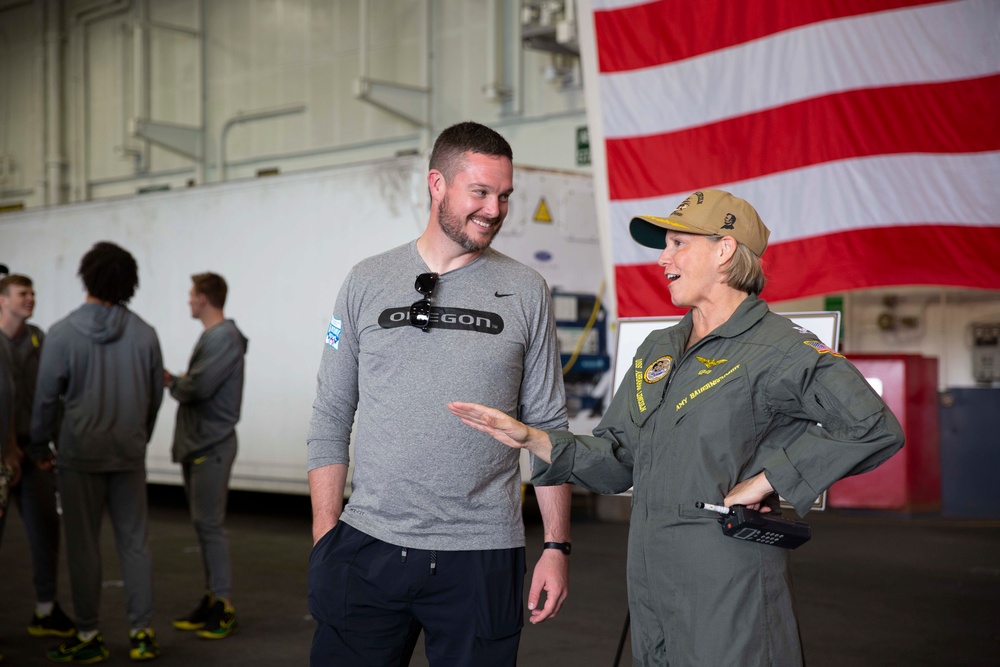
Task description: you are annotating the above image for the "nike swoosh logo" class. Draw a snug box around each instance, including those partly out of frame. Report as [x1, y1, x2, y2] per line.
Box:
[495, 291, 515, 297]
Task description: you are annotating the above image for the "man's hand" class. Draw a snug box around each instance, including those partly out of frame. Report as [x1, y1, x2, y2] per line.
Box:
[163, 370, 173, 387]
[447, 402, 554, 463]
[3, 442, 23, 487]
[447, 402, 531, 449]
[526, 548, 569, 624]
[724, 471, 775, 512]
[35, 454, 55, 472]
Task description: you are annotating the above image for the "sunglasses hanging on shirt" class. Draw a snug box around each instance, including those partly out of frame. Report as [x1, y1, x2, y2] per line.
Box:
[409, 272, 439, 332]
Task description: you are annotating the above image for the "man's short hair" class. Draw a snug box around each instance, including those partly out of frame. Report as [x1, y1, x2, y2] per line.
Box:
[78, 241, 139, 305]
[429, 121, 513, 181]
[0, 274, 33, 296]
[191, 272, 228, 309]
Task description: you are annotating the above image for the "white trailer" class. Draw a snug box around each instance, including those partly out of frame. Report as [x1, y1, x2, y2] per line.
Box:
[1, 156, 602, 494]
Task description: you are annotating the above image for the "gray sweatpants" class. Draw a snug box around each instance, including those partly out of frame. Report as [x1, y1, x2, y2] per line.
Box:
[182, 436, 237, 600]
[58, 467, 154, 632]
[0, 450, 62, 602]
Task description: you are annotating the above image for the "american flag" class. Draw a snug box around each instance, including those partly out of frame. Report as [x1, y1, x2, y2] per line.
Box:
[578, 0, 1000, 318]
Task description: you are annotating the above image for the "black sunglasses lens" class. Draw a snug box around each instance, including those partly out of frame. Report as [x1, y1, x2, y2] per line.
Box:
[415, 272, 439, 296]
[409, 299, 431, 331]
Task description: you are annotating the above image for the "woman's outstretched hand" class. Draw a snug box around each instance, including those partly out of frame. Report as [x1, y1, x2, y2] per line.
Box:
[447, 401, 553, 463]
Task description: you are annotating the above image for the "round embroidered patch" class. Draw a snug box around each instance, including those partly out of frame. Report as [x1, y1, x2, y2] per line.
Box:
[643, 356, 673, 383]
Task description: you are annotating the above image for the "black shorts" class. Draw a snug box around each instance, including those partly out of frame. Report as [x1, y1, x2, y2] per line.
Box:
[309, 521, 526, 667]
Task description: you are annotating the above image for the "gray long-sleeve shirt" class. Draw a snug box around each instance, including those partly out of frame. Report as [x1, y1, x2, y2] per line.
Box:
[169, 319, 248, 463]
[307, 242, 568, 550]
[30, 303, 163, 472]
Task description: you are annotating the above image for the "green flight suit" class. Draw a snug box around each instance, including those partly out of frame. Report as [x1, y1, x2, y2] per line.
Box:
[534, 295, 904, 666]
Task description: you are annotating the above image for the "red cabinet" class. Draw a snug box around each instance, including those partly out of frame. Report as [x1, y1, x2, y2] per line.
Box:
[826, 354, 940, 511]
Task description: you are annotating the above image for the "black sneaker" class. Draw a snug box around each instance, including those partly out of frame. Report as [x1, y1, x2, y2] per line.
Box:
[195, 599, 237, 640]
[171, 593, 214, 631]
[29, 602, 77, 638]
[46, 633, 109, 664]
[128, 629, 160, 661]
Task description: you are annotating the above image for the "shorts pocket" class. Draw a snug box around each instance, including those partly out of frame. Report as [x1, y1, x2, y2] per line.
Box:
[307, 522, 365, 627]
[475, 549, 526, 640]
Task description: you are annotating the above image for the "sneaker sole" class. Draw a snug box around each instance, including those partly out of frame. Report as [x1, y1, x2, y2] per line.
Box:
[128, 651, 160, 661]
[195, 624, 238, 640]
[170, 620, 205, 631]
[46, 648, 110, 664]
[29, 626, 78, 638]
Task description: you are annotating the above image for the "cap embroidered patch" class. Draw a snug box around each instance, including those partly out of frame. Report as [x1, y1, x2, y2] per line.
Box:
[804, 340, 843, 357]
[643, 356, 673, 383]
[326, 315, 343, 350]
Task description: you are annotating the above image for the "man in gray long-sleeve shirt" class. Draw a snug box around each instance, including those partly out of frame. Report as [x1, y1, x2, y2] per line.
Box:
[307, 121, 572, 667]
[31, 241, 164, 663]
[165, 272, 247, 641]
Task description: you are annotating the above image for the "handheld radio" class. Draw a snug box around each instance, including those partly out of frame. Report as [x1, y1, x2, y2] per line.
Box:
[696, 502, 811, 549]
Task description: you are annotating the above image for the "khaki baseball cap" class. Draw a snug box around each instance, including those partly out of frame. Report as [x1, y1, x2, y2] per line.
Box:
[629, 189, 770, 257]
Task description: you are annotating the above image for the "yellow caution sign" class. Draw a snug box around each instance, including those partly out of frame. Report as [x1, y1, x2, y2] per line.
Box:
[533, 198, 553, 223]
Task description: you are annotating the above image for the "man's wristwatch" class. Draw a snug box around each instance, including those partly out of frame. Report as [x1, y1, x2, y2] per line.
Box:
[543, 541, 572, 555]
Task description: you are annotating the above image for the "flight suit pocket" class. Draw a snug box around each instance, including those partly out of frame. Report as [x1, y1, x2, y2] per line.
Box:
[677, 502, 725, 522]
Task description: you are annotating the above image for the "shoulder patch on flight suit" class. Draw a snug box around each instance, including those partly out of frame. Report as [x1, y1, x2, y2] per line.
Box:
[804, 340, 843, 357]
[643, 356, 672, 384]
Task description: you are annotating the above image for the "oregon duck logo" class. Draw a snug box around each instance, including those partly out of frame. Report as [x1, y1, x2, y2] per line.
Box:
[643, 356, 672, 383]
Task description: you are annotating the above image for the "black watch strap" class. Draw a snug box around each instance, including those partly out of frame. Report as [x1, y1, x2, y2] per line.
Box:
[543, 541, 572, 555]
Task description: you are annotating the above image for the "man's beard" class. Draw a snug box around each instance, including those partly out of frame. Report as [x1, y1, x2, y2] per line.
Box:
[438, 195, 502, 252]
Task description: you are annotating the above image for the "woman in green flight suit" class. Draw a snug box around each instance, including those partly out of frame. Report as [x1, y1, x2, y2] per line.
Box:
[449, 189, 905, 667]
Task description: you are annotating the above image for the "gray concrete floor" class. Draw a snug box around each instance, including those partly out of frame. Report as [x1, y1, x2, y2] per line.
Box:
[1, 486, 998, 666]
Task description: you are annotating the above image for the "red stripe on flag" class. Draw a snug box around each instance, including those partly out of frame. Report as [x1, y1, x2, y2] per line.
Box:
[614, 225, 1000, 318]
[606, 75, 1000, 202]
[594, 0, 943, 73]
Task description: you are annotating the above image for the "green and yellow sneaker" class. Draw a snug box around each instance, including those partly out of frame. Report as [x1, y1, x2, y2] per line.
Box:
[195, 599, 238, 640]
[29, 602, 77, 638]
[171, 593, 214, 631]
[46, 633, 109, 664]
[128, 628, 160, 661]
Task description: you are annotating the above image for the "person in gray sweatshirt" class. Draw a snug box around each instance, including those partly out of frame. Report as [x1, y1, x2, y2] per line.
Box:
[30, 241, 164, 664]
[165, 272, 247, 641]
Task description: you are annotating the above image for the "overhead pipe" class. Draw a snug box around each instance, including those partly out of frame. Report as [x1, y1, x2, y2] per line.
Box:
[44, 0, 64, 205]
[70, 0, 132, 202]
[198, 0, 207, 184]
[356, 0, 432, 132]
[484, 0, 505, 102]
[217, 104, 306, 182]
[130, 0, 150, 174]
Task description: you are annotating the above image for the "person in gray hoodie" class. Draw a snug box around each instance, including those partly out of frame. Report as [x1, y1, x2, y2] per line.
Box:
[30, 241, 164, 664]
[164, 272, 247, 641]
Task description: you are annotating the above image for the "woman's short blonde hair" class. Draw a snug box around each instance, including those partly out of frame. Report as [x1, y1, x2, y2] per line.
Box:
[711, 236, 766, 295]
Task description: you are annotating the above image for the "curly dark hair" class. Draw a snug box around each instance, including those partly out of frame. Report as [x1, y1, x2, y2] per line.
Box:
[429, 121, 513, 181]
[77, 241, 139, 305]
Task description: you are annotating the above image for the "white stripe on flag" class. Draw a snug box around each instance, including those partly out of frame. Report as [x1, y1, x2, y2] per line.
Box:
[600, 0, 999, 139]
[609, 151, 1000, 265]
